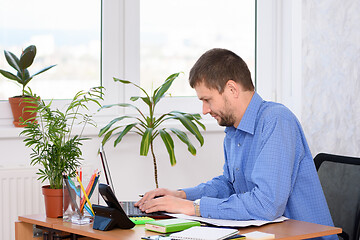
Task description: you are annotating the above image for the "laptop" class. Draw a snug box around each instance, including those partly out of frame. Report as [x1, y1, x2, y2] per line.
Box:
[99, 144, 166, 218]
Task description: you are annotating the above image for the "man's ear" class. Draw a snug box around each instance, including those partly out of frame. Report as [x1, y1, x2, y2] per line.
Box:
[225, 80, 240, 97]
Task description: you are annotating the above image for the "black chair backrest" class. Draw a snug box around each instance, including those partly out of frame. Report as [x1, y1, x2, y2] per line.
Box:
[314, 153, 360, 240]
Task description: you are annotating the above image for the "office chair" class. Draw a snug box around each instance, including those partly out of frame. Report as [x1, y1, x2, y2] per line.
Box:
[314, 153, 360, 240]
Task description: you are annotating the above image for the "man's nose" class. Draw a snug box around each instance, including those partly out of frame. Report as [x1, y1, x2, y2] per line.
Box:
[202, 102, 211, 115]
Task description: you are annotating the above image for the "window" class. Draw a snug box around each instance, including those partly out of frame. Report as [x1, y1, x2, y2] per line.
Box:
[0, 0, 101, 100]
[0, 0, 302, 129]
[140, 0, 256, 97]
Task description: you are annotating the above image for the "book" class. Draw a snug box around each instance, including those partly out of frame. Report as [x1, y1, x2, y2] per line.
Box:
[170, 226, 239, 240]
[225, 234, 246, 240]
[145, 218, 201, 233]
[243, 231, 274, 240]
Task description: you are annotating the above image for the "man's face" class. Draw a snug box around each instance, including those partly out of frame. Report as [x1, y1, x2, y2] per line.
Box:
[194, 82, 236, 127]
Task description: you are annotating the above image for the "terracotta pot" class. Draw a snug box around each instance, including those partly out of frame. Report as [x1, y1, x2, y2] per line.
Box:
[8, 96, 38, 127]
[42, 185, 63, 218]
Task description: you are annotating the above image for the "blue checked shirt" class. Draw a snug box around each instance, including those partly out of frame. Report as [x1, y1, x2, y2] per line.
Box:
[183, 92, 337, 240]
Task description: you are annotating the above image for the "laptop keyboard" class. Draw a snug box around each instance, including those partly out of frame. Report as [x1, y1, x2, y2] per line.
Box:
[119, 201, 165, 217]
[121, 201, 145, 216]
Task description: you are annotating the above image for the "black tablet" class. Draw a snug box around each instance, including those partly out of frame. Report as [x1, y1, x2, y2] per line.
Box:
[93, 183, 135, 230]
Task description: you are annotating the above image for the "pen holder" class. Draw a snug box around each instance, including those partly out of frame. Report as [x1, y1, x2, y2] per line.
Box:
[63, 175, 99, 225]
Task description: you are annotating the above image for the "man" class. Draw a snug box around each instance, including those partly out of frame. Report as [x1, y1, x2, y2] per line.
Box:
[136, 48, 335, 239]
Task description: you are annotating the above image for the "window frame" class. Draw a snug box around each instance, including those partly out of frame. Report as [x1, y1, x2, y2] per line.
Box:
[0, 0, 302, 135]
[256, 0, 302, 119]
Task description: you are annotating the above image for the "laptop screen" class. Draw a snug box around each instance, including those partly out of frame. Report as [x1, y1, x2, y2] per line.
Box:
[99, 144, 115, 194]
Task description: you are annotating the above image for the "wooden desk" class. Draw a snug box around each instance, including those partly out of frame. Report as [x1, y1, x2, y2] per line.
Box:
[16, 214, 342, 240]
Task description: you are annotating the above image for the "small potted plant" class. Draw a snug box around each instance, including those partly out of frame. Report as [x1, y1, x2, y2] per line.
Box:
[20, 87, 103, 218]
[98, 72, 205, 188]
[0, 45, 56, 127]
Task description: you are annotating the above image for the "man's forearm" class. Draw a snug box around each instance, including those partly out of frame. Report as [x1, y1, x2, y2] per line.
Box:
[176, 190, 187, 199]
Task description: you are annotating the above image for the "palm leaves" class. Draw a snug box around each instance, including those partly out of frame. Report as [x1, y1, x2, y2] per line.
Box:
[20, 87, 103, 189]
[98, 73, 205, 188]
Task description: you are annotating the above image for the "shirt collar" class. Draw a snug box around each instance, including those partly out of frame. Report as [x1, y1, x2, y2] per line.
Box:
[225, 92, 263, 135]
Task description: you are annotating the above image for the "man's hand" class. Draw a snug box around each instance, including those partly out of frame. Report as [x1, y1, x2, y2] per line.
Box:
[135, 188, 186, 206]
[139, 195, 195, 215]
[135, 188, 194, 215]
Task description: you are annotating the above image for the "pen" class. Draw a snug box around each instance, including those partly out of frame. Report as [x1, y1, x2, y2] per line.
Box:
[141, 235, 169, 240]
[139, 194, 163, 198]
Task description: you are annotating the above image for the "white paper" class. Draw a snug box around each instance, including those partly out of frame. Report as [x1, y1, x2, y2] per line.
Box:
[244, 231, 275, 240]
[165, 214, 288, 227]
[170, 226, 239, 240]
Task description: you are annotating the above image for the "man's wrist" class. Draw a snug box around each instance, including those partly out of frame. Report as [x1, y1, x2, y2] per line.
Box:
[193, 199, 201, 217]
[176, 190, 187, 199]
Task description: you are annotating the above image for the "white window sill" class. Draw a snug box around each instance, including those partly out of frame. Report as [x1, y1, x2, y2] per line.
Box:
[0, 115, 223, 139]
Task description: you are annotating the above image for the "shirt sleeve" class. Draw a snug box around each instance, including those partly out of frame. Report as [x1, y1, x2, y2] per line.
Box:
[182, 139, 236, 200]
[196, 114, 303, 221]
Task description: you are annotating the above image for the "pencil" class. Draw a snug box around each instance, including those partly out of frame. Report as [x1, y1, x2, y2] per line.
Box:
[80, 172, 96, 212]
[63, 174, 82, 216]
[76, 173, 94, 216]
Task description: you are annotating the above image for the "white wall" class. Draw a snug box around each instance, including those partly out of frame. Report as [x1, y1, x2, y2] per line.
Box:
[0, 122, 225, 200]
[301, 0, 360, 157]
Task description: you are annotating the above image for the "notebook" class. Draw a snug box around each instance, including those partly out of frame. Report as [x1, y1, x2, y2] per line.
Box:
[170, 226, 239, 240]
[99, 145, 165, 218]
[145, 218, 201, 233]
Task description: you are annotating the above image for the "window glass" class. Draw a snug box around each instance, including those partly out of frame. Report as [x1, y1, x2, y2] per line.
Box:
[0, 0, 101, 100]
[140, 0, 255, 97]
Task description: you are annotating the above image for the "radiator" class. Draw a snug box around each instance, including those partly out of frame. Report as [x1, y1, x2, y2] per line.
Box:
[0, 167, 45, 240]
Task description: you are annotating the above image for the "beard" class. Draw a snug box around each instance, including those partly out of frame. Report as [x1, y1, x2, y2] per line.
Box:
[214, 111, 236, 127]
[211, 95, 236, 127]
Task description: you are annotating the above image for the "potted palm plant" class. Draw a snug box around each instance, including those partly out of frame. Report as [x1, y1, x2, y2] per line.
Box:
[98, 72, 205, 188]
[20, 87, 103, 218]
[0, 45, 56, 127]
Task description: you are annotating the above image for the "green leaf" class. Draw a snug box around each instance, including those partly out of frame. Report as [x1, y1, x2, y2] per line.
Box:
[153, 72, 180, 104]
[140, 128, 153, 156]
[130, 96, 140, 101]
[113, 77, 150, 99]
[0, 69, 21, 82]
[113, 78, 131, 84]
[114, 123, 137, 146]
[100, 103, 146, 123]
[169, 128, 196, 155]
[23, 45, 37, 56]
[100, 102, 137, 111]
[19, 69, 30, 84]
[172, 111, 206, 131]
[159, 129, 176, 165]
[101, 126, 121, 145]
[30, 64, 56, 79]
[4, 50, 21, 73]
[141, 97, 152, 106]
[129, 96, 152, 107]
[99, 116, 135, 136]
[19, 45, 36, 69]
[171, 112, 204, 146]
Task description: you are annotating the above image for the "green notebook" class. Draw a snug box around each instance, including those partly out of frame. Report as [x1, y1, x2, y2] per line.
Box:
[145, 218, 201, 233]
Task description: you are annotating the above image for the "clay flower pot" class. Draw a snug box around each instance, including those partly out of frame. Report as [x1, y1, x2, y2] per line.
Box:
[42, 185, 63, 218]
[8, 96, 38, 127]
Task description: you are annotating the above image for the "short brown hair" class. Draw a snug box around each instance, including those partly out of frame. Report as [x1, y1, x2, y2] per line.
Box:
[189, 48, 254, 93]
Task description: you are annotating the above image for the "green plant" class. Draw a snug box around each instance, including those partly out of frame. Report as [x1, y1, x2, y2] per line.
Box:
[0, 45, 56, 97]
[99, 72, 205, 188]
[20, 87, 103, 189]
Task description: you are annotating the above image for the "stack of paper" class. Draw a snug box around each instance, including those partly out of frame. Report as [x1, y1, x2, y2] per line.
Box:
[170, 226, 239, 240]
